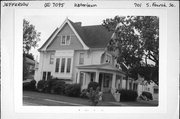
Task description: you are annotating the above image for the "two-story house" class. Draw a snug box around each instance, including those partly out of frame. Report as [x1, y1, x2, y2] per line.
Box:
[35, 18, 131, 98]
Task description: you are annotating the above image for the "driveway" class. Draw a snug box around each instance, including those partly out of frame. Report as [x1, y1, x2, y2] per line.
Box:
[23, 91, 158, 106]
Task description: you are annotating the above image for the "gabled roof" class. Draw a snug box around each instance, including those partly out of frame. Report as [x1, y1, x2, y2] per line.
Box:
[69, 20, 113, 48]
[38, 28, 59, 51]
[39, 18, 113, 51]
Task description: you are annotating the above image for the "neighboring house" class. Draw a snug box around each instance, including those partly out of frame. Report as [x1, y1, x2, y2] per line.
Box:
[134, 74, 159, 100]
[24, 57, 36, 80]
[35, 18, 137, 100]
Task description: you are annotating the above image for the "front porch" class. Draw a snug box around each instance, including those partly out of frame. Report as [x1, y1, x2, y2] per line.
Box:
[76, 64, 126, 101]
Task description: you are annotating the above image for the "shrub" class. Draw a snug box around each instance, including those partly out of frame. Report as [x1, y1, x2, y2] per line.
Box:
[65, 84, 81, 97]
[118, 89, 138, 102]
[43, 78, 57, 93]
[88, 82, 99, 90]
[86, 87, 100, 106]
[37, 80, 46, 92]
[52, 80, 66, 94]
[37, 78, 66, 94]
[23, 80, 36, 91]
[80, 89, 89, 98]
[142, 91, 153, 100]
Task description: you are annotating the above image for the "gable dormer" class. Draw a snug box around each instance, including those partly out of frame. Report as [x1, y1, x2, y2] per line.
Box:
[46, 23, 84, 50]
[38, 18, 89, 52]
[38, 18, 113, 52]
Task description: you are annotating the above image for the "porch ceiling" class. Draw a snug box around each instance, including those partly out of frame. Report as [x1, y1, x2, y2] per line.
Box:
[77, 63, 125, 74]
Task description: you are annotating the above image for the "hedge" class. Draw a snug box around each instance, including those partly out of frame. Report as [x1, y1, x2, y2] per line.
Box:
[142, 91, 153, 100]
[52, 80, 66, 94]
[118, 89, 138, 102]
[87, 82, 99, 90]
[65, 84, 81, 97]
[23, 80, 36, 91]
[37, 78, 66, 94]
[37, 80, 46, 92]
[80, 89, 89, 99]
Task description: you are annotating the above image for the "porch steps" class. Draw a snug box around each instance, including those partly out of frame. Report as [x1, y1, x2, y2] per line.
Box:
[102, 93, 116, 102]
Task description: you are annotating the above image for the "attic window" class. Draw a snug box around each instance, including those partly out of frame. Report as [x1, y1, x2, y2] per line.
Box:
[61, 35, 71, 45]
[106, 55, 111, 63]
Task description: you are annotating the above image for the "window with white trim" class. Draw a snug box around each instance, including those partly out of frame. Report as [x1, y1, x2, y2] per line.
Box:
[106, 55, 111, 63]
[55, 58, 60, 73]
[55, 57, 72, 74]
[79, 53, 84, 65]
[60, 35, 71, 45]
[49, 53, 55, 64]
[61, 58, 66, 73]
[66, 58, 71, 73]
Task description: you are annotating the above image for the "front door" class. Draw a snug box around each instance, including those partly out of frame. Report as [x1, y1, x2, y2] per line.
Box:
[102, 74, 112, 93]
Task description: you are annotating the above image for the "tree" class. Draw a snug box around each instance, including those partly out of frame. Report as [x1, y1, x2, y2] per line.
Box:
[24, 53, 34, 60]
[23, 19, 41, 80]
[102, 16, 159, 83]
[23, 19, 41, 54]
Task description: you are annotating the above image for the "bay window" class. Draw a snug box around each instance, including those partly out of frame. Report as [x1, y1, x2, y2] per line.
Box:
[66, 58, 71, 73]
[55, 57, 72, 74]
[61, 58, 66, 73]
[55, 58, 60, 72]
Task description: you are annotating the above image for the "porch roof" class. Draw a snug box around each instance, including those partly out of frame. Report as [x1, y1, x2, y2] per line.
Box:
[77, 63, 125, 74]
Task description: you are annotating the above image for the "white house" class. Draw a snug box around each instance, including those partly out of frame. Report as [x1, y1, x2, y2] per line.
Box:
[134, 75, 159, 100]
[35, 18, 136, 100]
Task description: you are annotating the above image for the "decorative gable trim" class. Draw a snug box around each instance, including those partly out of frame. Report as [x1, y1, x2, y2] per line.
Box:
[39, 18, 89, 51]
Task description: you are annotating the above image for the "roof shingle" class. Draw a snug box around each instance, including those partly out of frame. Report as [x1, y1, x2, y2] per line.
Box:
[69, 19, 113, 48]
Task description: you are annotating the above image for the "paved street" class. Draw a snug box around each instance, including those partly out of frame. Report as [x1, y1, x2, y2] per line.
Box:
[23, 91, 158, 106]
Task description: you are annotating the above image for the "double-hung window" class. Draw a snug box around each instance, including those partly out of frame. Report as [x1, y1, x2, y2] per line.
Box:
[61, 35, 71, 45]
[61, 58, 66, 73]
[55, 57, 72, 73]
[61, 36, 66, 45]
[66, 58, 71, 73]
[49, 53, 55, 64]
[55, 58, 60, 73]
[79, 53, 84, 65]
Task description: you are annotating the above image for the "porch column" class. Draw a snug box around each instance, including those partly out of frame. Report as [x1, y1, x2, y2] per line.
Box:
[95, 71, 99, 83]
[77, 71, 80, 83]
[111, 73, 116, 89]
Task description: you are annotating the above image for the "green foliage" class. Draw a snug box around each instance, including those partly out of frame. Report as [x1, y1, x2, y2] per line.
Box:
[23, 80, 36, 91]
[37, 80, 46, 91]
[118, 89, 138, 101]
[24, 53, 34, 60]
[23, 57, 29, 80]
[37, 79, 66, 94]
[102, 16, 159, 83]
[23, 19, 41, 54]
[52, 80, 66, 94]
[23, 19, 40, 80]
[80, 89, 89, 99]
[87, 82, 99, 90]
[64, 84, 81, 97]
[86, 87, 100, 106]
